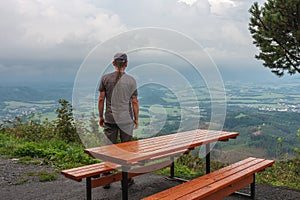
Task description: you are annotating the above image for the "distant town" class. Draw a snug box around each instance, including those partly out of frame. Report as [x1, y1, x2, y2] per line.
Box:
[1, 80, 300, 124]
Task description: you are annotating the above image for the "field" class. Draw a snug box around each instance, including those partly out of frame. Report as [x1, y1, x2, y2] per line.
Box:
[1, 80, 300, 160]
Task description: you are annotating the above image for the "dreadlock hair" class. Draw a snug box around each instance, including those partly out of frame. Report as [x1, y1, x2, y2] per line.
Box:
[114, 59, 126, 86]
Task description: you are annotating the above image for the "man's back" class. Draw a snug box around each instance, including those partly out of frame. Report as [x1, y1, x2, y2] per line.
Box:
[99, 71, 137, 124]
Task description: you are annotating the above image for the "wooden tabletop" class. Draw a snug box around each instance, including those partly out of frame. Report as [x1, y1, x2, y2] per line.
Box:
[85, 129, 238, 165]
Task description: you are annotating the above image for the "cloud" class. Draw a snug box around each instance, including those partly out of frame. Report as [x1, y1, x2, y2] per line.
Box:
[208, 0, 237, 16]
[178, 0, 198, 6]
[0, 0, 126, 60]
[0, 0, 266, 61]
[0, 0, 270, 83]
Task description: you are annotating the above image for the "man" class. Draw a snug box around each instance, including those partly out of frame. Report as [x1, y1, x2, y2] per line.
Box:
[98, 52, 139, 188]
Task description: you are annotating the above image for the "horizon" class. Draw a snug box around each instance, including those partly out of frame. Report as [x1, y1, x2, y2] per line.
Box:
[1, 65, 300, 88]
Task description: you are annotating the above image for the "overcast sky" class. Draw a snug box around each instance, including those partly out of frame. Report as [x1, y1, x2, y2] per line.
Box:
[1, 0, 296, 85]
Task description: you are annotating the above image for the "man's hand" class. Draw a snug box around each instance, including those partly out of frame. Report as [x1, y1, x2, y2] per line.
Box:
[134, 119, 138, 129]
[98, 92, 105, 127]
[132, 96, 139, 130]
[99, 117, 105, 127]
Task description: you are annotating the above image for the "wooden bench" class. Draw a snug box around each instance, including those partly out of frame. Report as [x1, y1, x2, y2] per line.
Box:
[142, 157, 274, 200]
[61, 162, 121, 200]
[61, 159, 177, 200]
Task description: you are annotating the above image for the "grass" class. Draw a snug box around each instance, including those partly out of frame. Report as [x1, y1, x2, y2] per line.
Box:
[19, 156, 44, 165]
[15, 170, 57, 185]
[0, 132, 98, 170]
[35, 170, 57, 182]
[0, 131, 98, 185]
[15, 176, 29, 185]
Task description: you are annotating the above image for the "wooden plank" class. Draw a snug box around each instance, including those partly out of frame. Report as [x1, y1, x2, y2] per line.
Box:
[85, 131, 237, 161]
[61, 162, 120, 173]
[200, 175, 253, 200]
[162, 159, 273, 200]
[122, 133, 238, 164]
[86, 132, 179, 155]
[176, 159, 274, 200]
[142, 158, 274, 200]
[121, 130, 225, 152]
[120, 132, 238, 164]
[84, 130, 239, 165]
[136, 131, 237, 153]
[152, 159, 261, 200]
[62, 163, 104, 173]
[61, 162, 121, 181]
[91, 173, 122, 188]
[134, 130, 211, 151]
[141, 157, 257, 200]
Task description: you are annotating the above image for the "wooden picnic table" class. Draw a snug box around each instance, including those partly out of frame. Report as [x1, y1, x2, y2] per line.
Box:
[84, 129, 238, 200]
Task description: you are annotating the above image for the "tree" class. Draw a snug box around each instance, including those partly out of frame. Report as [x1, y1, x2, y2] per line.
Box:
[55, 99, 80, 143]
[249, 0, 300, 76]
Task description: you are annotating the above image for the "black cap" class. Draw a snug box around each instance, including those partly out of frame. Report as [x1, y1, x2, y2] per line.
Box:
[113, 53, 127, 61]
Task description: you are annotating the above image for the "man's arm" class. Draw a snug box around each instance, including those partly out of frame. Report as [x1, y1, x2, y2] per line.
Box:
[98, 91, 105, 127]
[132, 96, 139, 129]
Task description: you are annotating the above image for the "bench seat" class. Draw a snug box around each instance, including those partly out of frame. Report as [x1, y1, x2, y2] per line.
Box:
[61, 161, 121, 182]
[61, 162, 121, 200]
[142, 157, 274, 200]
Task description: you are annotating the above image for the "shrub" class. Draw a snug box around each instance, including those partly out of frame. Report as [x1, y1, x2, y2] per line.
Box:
[3, 113, 56, 142]
[14, 142, 46, 158]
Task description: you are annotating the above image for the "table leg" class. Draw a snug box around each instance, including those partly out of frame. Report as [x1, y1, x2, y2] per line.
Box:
[121, 166, 129, 200]
[86, 177, 91, 200]
[250, 174, 256, 199]
[206, 143, 211, 174]
[170, 157, 175, 178]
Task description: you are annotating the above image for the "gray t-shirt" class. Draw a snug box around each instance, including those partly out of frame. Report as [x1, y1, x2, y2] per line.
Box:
[99, 71, 137, 124]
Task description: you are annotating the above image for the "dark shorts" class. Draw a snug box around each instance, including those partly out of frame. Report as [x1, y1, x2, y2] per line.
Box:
[103, 122, 134, 145]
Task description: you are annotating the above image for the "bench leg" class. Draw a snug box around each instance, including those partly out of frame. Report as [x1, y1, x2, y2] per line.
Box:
[233, 174, 256, 199]
[206, 143, 211, 174]
[86, 177, 92, 200]
[170, 157, 175, 178]
[250, 174, 256, 199]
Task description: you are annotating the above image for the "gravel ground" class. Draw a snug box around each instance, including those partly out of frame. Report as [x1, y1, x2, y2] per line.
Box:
[1, 156, 300, 200]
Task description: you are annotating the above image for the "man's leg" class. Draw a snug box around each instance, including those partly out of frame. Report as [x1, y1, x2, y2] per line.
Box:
[119, 123, 134, 187]
[102, 123, 118, 189]
[119, 123, 134, 143]
[104, 123, 118, 144]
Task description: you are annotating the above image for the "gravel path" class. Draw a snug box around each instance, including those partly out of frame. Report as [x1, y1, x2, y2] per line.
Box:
[1, 156, 300, 200]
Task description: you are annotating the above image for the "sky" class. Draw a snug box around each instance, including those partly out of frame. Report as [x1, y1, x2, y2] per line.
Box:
[0, 0, 297, 85]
